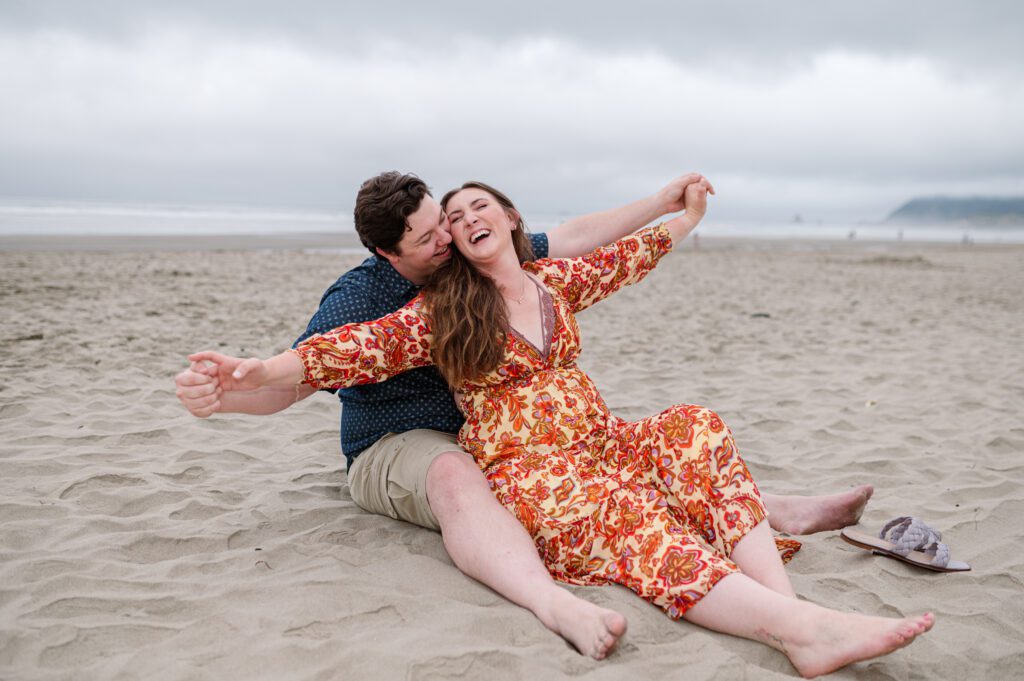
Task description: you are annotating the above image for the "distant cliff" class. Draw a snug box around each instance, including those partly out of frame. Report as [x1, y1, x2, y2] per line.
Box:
[886, 197, 1024, 225]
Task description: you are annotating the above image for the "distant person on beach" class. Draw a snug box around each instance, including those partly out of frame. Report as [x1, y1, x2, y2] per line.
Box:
[185, 177, 930, 676]
[176, 171, 873, 660]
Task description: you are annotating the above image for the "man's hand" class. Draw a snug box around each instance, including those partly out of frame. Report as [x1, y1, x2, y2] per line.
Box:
[187, 351, 270, 392]
[656, 173, 715, 215]
[175, 363, 222, 418]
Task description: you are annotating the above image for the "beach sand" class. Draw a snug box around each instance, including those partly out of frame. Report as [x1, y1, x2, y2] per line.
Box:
[2, 237, 1022, 680]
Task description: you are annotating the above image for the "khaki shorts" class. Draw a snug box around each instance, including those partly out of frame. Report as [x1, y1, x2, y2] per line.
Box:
[346, 429, 461, 531]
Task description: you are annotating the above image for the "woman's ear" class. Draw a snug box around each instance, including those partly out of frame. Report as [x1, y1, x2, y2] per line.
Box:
[507, 210, 520, 229]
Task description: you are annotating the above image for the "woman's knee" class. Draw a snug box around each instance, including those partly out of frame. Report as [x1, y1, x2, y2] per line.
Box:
[687, 405, 725, 431]
[664, 404, 724, 431]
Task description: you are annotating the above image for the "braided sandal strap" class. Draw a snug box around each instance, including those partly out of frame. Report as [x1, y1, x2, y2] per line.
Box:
[878, 516, 951, 568]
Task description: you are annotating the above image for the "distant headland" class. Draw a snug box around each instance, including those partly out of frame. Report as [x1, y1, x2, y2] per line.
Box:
[886, 197, 1024, 226]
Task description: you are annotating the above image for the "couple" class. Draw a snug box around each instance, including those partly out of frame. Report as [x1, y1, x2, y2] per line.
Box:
[178, 172, 928, 677]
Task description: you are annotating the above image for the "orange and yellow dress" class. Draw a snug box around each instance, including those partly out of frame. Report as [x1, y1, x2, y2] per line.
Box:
[293, 225, 798, 618]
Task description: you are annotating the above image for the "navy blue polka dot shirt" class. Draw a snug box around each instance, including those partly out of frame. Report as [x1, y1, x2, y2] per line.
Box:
[294, 233, 549, 468]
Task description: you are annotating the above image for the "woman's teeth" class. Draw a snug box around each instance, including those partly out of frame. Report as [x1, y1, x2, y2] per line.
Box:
[469, 230, 491, 244]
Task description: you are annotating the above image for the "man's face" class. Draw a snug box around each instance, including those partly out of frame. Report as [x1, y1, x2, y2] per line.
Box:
[377, 195, 453, 284]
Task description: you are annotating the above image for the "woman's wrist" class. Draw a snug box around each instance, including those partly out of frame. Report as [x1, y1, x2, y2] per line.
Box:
[263, 351, 305, 387]
[667, 213, 701, 242]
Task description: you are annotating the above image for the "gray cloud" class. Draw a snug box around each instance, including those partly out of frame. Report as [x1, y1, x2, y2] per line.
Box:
[5, 1, 1023, 70]
[1, 1, 1021, 221]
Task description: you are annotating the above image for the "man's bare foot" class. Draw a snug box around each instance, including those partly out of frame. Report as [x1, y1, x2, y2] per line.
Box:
[537, 589, 627, 660]
[765, 485, 874, 535]
[779, 608, 934, 678]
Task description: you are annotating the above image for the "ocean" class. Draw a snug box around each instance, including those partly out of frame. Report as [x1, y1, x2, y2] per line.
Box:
[2, 200, 1023, 245]
[0, 201, 351, 236]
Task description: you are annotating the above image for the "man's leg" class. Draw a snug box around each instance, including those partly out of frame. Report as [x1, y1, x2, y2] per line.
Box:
[761, 486, 874, 536]
[347, 430, 625, 660]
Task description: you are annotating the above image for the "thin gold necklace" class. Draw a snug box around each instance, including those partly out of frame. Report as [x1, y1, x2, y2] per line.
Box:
[505, 274, 528, 305]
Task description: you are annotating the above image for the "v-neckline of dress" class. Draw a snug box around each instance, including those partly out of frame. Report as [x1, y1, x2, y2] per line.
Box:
[507, 271, 555, 361]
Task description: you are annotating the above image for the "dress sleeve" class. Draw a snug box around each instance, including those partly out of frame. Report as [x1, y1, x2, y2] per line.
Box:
[290, 296, 434, 389]
[533, 224, 673, 313]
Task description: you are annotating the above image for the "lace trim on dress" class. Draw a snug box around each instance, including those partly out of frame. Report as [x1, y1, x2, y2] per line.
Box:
[508, 272, 555, 360]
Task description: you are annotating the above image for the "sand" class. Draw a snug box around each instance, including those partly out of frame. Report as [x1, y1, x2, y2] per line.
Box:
[1, 237, 1022, 680]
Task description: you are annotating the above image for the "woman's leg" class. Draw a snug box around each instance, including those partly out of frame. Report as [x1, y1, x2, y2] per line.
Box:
[728, 519, 795, 597]
[607, 404, 799, 593]
[425, 451, 626, 659]
[602, 493, 933, 677]
[684, 572, 934, 678]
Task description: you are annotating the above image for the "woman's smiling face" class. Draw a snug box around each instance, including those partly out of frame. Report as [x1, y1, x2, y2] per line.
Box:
[444, 187, 519, 265]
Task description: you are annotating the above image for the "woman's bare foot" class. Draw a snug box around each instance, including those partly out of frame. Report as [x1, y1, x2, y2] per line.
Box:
[774, 608, 934, 678]
[537, 589, 627, 660]
[765, 485, 874, 535]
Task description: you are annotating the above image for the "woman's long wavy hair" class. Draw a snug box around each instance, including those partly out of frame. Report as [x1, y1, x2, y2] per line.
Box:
[424, 181, 535, 389]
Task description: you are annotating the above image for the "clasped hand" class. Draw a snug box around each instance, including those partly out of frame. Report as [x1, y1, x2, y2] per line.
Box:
[657, 173, 716, 217]
[187, 351, 270, 392]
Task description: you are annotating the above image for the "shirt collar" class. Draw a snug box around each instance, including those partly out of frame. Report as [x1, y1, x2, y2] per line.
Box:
[372, 255, 422, 302]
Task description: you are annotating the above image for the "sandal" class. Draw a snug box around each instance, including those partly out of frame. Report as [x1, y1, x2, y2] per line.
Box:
[840, 516, 971, 572]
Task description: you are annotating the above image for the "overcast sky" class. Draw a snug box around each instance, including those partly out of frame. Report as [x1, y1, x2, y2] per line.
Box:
[1, 1, 1022, 221]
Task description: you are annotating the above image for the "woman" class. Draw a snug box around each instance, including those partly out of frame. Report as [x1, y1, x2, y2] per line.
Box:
[193, 180, 932, 677]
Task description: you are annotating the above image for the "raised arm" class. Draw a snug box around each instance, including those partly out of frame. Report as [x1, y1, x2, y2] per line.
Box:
[539, 179, 712, 312]
[540, 225, 673, 313]
[545, 172, 710, 258]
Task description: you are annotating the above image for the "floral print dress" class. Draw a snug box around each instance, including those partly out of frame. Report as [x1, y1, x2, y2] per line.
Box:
[293, 225, 798, 618]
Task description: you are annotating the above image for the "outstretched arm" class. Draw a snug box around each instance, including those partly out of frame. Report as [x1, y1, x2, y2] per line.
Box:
[174, 362, 317, 418]
[189, 297, 435, 396]
[546, 173, 709, 258]
[186, 350, 307, 392]
[176, 271, 419, 418]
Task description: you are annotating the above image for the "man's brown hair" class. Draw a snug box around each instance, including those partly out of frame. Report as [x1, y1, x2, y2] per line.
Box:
[353, 171, 430, 255]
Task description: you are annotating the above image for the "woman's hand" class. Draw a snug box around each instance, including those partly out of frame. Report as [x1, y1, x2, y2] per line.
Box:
[656, 173, 710, 215]
[187, 351, 270, 392]
[664, 178, 714, 244]
[682, 178, 714, 222]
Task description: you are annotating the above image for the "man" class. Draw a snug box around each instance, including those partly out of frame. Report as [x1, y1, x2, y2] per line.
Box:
[176, 171, 872, 659]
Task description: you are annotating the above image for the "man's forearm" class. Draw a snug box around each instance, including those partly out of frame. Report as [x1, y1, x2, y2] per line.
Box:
[218, 384, 317, 415]
[544, 173, 707, 258]
[545, 194, 663, 258]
